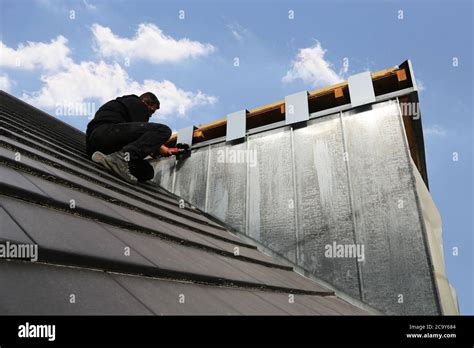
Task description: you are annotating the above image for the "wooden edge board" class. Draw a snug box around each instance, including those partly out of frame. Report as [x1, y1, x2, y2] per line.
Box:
[167, 65, 402, 144]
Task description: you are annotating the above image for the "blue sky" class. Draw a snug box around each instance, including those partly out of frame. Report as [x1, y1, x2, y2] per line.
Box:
[1, 0, 472, 314]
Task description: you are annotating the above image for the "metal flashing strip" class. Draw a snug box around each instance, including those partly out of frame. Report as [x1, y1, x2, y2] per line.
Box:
[407, 59, 418, 91]
[192, 136, 227, 149]
[226, 109, 248, 142]
[285, 90, 309, 125]
[177, 126, 195, 146]
[348, 71, 376, 107]
[246, 120, 288, 136]
[188, 87, 417, 150]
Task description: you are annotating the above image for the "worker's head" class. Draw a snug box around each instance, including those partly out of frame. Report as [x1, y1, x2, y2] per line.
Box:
[140, 92, 160, 116]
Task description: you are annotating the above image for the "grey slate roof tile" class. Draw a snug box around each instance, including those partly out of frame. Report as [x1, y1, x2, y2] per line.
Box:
[0, 260, 153, 315]
[0, 196, 154, 268]
[0, 206, 35, 244]
[0, 91, 372, 315]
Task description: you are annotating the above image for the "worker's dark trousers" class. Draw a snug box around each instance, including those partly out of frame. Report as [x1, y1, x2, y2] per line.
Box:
[86, 122, 172, 182]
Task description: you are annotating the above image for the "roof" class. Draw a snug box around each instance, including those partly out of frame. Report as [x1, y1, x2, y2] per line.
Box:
[0, 90, 371, 315]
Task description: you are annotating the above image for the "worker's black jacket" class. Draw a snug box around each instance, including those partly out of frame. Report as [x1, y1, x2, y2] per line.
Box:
[86, 95, 150, 139]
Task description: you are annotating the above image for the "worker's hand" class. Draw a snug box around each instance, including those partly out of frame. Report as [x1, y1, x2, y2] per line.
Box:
[159, 145, 173, 157]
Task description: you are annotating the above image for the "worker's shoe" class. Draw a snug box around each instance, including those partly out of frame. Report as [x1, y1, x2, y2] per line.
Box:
[92, 150, 138, 185]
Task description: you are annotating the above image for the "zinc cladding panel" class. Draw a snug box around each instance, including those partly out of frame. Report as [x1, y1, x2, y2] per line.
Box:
[292, 113, 361, 300]
[153, 156, 175, 192]
[341, 100, 438, 314]
[173, 147, 209, 211]
[206, 141, 247, 233]
[160, 98, 442, 315]
[247, 127, 298, 263]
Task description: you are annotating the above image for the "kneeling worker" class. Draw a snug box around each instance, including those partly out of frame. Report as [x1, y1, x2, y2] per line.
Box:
[86, 92, 173, 184]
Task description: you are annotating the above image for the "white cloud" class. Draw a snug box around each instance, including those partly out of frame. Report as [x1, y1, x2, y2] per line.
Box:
[230, 29, 242, 41]
[0, 74, 13, 92]
[339, 57, 349, 76]
[227, 23, 248, 42]
[424, 124, 446, 137]
[22, 60, 217, 119]
[2, 30, 216, 118]
[37, 0, 96, 13]
[0, 36, 73, 72]
[91, 23, 216, 64]
[340, 64, 349, 75]
[282, 41, 344, 88]
[136, 80, 217, 119]
[83, 0, 97, 10]
[416, 78, 426, 92]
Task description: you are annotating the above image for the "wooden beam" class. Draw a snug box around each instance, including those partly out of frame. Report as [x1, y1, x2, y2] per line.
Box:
[396, 69, 407, 82]
[307, 66, 400, 99]
[334, 87, 344, 99]
[166, 65, 406, 145]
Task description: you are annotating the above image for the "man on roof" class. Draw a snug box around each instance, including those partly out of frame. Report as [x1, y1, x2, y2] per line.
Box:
[86, 92, 173, 184]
